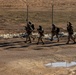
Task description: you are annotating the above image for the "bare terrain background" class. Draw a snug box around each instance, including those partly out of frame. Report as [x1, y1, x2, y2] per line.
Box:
[0, 1, 76, 75]
[0, 0, 76, 33]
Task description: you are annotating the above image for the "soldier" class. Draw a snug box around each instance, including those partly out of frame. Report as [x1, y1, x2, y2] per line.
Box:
[37, 25, 44, 45]
[25, 22, 32, 43]
[51, 24, 60, 42]
[66, 22, 76, 44]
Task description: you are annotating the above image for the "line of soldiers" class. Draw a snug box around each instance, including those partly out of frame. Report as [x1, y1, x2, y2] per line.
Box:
[25, 22, 44, 44]
[25, 21, 76, 44]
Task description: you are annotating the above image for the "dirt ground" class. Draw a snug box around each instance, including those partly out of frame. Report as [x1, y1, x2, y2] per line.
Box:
[0, 0, 76, 75]
[0, 37, 76, 75]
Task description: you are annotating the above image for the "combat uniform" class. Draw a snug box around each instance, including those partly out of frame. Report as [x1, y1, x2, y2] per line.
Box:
[66, 22, 75, 44]
[51, 24, 60, 42]
[37, 25, 44, 45]
[25, 22, 34, 43]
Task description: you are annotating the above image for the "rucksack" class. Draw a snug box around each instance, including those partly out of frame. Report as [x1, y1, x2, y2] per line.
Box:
[56, 27, 60, 33]
[67, 25, 73, 34]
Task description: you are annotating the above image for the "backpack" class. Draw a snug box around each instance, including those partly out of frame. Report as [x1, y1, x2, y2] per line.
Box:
[56, 27, 60, 33]
[67, 25, 73, 34]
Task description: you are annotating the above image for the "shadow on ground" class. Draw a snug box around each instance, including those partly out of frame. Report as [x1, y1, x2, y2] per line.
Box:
[0, 39, 75, 50]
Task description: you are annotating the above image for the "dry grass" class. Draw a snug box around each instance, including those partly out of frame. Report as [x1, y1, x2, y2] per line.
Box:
[0, 0, 76, 33]
[0, 10, 76, 33]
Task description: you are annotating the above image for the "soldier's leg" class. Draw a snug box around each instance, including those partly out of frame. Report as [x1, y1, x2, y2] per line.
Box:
[66, 34, 71, 44]
[37, 36, 40, 44]
[30, 33, 35, 41]
[40, 36, 44, 44]
[31, 36, 35, 41]
[25, 34, 28, 43]
[28, 35, 31, 43]
[51, 33, 55, 41]
[70, 35, 75, 43]
[56, 33, 59, 42]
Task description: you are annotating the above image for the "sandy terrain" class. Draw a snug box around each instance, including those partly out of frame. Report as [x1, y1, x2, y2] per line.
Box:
[0, 0, 76, 75]
[0, 37, 76, 75]
[0, 0, 76, 11]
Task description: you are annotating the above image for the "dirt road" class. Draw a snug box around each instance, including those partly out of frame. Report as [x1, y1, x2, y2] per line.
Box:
[0, 38, 76, 75]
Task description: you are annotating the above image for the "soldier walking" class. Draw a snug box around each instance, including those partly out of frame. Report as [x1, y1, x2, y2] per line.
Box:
[25, 22, 35, 43]
[51, 24, 60, 42]
[37, 25, 44, 45]
[66, 22, 76, 44]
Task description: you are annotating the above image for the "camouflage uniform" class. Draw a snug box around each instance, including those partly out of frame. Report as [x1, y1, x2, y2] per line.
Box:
[66, 22, 75, 44]
[37, 25, 44, 45]
[51, 24, 60, 42]
[25, 22, 35, 43]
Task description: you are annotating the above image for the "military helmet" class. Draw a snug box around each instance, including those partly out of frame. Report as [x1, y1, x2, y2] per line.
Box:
[68, 22, 72, 25]
[28, 21, 31, 24]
